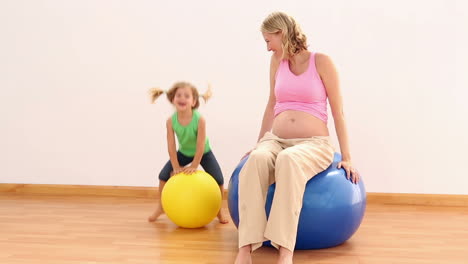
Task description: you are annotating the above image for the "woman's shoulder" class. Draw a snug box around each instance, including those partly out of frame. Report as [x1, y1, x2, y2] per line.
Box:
[269, 53, 282, 73]
[313, 52, 335, 74]
[270, 53, 282, 64]
[314, 52, 333, 65]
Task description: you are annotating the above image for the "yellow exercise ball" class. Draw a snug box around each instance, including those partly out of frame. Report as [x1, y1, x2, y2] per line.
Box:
[161, 170, 222, 228]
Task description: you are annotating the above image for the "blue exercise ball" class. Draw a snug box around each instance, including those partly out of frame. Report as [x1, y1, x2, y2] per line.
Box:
[228, 152, 366, 249]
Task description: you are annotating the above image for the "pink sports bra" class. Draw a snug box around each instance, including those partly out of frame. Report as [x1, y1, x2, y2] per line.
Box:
[274, 52, 328, 123]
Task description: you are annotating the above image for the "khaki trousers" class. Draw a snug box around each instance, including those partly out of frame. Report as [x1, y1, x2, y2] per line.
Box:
[238, 132, 334, 251]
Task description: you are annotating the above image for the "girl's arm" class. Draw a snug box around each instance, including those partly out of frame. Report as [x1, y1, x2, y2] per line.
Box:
[166, 118, 182, 174]
[316, 53, 360, 183]
[257, 53, 281, 141]
[185, 116, 206, 173]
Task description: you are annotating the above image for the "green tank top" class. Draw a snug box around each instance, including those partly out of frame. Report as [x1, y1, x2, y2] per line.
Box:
[171, 110, 211, 157]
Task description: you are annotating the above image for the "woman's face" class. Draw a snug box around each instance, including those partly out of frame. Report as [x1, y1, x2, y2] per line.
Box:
[262, 32, 282, 53]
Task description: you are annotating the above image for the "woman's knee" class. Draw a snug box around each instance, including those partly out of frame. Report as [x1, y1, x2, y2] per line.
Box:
[249, 149, 275, 162]
[276, 149, 296, 164]
[275, 150, 306, 181]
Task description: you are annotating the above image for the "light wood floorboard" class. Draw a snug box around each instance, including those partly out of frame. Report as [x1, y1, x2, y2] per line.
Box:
[1, 193, 467, 264]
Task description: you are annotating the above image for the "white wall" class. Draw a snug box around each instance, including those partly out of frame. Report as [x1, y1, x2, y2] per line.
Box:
[1, 0, 467, 194]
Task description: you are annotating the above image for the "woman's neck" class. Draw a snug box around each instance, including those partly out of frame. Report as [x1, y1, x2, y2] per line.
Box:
[287, 50, 310, 65]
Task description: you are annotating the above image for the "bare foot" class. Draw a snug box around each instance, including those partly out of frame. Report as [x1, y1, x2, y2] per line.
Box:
[147, 204, 164, 222]
[234, 245, 252, 264]
[277, 247, 293, 264]
[217, 208, 229, 224]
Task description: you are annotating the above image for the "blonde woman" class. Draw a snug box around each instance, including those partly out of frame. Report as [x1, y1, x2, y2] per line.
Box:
[235, 12, 359, 264]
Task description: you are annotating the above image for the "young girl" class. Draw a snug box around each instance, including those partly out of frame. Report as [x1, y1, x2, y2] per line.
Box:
[147, 81, 228, 224]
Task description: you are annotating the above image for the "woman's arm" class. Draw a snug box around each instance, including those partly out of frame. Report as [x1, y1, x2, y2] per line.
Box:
[316, 53, 360, 183]
[257, 54, 281, 141]
[185, 116, 206, 173]
[166, 118, 182, 174]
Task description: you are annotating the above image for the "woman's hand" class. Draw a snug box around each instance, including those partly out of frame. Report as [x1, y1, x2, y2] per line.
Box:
[241, 149, 253, 160]
[337, 160, 360, 184]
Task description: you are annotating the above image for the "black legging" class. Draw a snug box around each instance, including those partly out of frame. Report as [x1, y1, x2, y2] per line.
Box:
[158, 150, 224, 185]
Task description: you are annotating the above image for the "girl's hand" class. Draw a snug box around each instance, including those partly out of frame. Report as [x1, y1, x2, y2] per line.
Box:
[337, 160, 360, 184]
[172, 167, 184, 176]
[183, 166, 198, 174]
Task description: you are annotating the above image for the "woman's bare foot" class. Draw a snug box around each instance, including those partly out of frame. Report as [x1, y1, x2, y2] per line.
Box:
[217, 208, 229, 224]
[277, 247, 293, 264]
[234, 245, 252, 264]
[147, 204, 164, 222]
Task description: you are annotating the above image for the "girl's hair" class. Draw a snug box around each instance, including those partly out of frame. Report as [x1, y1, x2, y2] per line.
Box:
[149, 81, 212, 109]
[261, 11, 308, 59]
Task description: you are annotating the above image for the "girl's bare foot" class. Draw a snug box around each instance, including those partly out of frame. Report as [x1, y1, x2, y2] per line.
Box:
[147, 205, 164, 222]
[234, 245, 252, 264]
[277, 247, 293, 264]
[217, 208, 229, 224]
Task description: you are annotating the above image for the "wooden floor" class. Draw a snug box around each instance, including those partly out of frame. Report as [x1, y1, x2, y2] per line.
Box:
[1, 194, 467, 264]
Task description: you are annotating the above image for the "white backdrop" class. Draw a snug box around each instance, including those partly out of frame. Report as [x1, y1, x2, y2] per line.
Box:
[1, 0, 467, 194]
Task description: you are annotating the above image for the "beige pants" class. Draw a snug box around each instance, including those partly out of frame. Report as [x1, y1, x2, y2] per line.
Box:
[238, 132, 335, 252]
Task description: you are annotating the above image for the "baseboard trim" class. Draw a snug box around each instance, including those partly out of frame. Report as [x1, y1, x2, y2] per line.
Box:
[0, 184, 158, 198]
[366, 192, 468, 207]
[1, 184, 467, 207]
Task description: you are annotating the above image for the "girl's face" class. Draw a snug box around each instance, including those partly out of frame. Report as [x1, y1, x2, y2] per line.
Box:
[262, 31, 283, 54]
[172, 86, 196, 111]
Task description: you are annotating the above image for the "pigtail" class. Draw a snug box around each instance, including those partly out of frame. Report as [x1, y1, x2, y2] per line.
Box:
[200, 84, 213, 103]
[149, 88, 165, 103]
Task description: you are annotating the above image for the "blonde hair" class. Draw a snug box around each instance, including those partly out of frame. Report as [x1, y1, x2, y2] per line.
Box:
[149, 81, 212, 109]
[261, 12, 308, 59]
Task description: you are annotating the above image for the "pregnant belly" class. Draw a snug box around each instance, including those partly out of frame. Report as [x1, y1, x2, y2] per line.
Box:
[271, 110, 329, 139]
